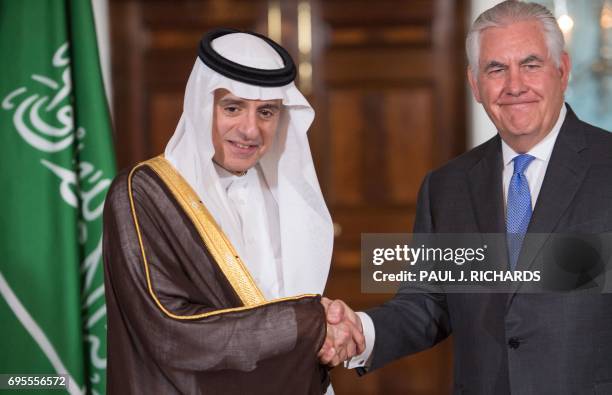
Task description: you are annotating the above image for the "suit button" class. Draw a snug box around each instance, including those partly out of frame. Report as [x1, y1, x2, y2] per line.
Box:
[508, 337, 521, 349]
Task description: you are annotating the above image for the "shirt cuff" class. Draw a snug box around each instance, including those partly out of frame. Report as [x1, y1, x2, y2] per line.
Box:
[344, 311, 375, 369]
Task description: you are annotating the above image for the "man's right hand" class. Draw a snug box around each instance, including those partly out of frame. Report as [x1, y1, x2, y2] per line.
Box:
[318, 297, 365, 367]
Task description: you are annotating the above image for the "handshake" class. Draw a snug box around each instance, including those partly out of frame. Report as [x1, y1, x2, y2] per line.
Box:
[317, 297, 366, 367]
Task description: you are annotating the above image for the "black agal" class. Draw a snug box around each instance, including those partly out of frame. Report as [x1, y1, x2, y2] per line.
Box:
[198, 28, 296, 87]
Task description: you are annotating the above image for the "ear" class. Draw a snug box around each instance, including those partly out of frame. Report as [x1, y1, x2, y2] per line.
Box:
[558, 51, 571, 92]
[467, 66, 482, 103]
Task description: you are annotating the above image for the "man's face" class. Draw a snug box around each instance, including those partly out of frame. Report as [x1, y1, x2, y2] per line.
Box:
[211, 89, 282, 173]
[468, 20, 570, 152]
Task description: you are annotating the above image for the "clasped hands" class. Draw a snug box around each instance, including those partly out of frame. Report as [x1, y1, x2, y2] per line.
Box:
[318, 297, 365, 367]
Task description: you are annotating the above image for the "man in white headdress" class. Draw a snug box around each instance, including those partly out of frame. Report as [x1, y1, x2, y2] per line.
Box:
[103, 28, 341, 394]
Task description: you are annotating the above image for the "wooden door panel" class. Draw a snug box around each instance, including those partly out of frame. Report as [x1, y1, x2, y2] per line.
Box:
[149, 92, 183, 155]
[384, 88, 433, 203]
[326, 88, 433, 206]
[324, 49, 434, 83]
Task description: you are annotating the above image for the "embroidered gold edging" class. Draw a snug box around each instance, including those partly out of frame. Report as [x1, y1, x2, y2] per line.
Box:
[128, 156, 318, 320]
[145, 156, 265, 305]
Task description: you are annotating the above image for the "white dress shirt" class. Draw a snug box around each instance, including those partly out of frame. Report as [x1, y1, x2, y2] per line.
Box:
[216, 163, 284, 299]
[501, 105, 566, 211]
[347, 104, 567, 370]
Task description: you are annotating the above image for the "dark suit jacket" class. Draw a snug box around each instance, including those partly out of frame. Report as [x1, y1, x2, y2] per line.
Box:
[366, 107, 612, 394]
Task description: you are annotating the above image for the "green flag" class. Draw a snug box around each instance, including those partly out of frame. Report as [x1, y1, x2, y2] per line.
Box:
[0, 1, 115, 394]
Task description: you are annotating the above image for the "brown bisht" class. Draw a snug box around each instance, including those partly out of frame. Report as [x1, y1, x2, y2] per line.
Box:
[103, 156, 329, 394]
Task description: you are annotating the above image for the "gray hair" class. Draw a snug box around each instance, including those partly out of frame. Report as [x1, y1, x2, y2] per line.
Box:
[466, 0, 565, 75]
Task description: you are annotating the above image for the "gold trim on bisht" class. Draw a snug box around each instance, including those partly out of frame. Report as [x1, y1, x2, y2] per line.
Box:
[128, 155, 317, 321]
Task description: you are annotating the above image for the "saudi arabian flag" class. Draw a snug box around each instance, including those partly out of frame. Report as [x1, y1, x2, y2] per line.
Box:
[0, 1, 115, 394]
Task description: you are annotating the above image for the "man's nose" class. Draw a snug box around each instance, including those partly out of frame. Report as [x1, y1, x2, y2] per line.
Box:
[237, 111, 259, 139]
[504, 67, 527, 96]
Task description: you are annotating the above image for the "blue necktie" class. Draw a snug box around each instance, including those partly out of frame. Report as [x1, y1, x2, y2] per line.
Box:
[506, 154, 535, 270]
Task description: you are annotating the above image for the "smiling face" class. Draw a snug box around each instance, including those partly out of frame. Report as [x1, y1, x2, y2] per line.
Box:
[211, 89, 282, 174]
[468, 20, 570, 153]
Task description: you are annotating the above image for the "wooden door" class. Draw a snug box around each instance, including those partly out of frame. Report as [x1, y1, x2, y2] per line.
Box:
[310, 1, 466, 394]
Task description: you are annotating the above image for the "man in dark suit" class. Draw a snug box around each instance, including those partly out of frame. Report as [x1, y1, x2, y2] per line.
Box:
[319, 1, 612, 393]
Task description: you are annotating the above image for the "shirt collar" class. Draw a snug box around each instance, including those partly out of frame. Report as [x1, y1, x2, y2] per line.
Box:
[501, 103, 567, 166]
[214, 162, 250, 191]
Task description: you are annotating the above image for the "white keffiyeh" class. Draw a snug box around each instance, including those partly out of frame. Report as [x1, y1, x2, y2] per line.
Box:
[164, 33, 333, 298]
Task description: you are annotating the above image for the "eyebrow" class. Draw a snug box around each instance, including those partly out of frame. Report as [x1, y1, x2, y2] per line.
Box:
[257, 103, 281, 111]
[519, 54, 544, 65]
[217, 98, 280, 111]
[218, 98, 246, 107]
[483, 54, 545, 72]
[483, 60, 507, 72]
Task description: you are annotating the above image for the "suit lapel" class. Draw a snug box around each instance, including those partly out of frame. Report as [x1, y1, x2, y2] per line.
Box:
[507, 107, 590, 306]
[468, 135, 506, 234]
[467, 136, 511, 308]
[514, 107, 589, 271]
[467, 135, 510, 275]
